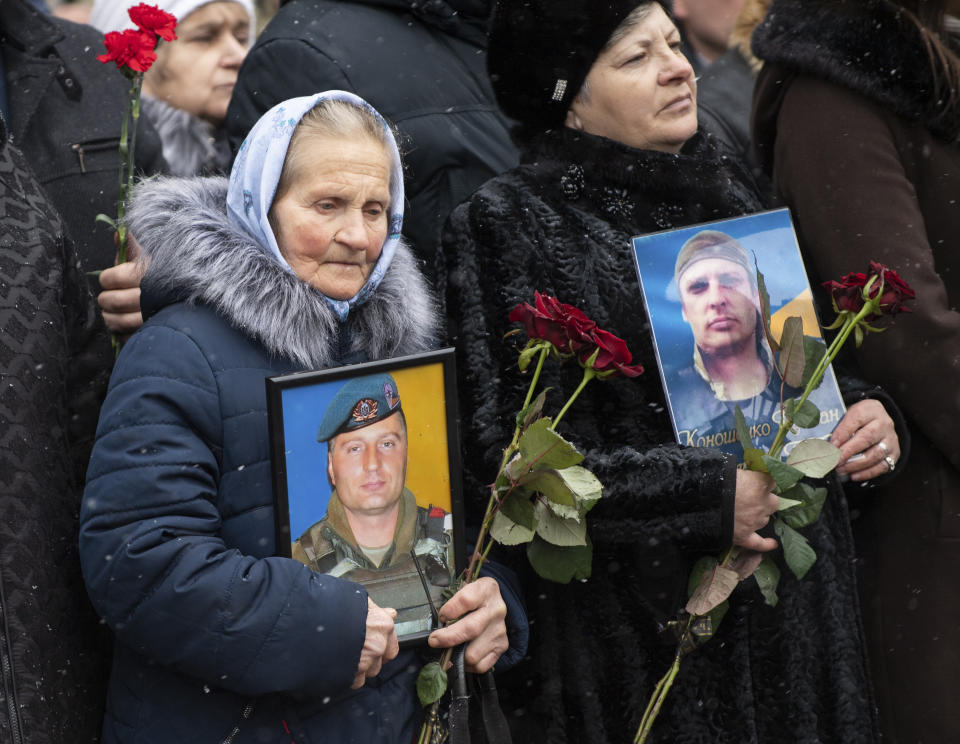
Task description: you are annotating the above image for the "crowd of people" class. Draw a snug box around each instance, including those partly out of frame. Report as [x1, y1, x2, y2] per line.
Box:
[0, 0, 956, 743]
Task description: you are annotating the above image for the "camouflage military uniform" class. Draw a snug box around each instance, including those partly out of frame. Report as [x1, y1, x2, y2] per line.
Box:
[292, 488, 451, 637]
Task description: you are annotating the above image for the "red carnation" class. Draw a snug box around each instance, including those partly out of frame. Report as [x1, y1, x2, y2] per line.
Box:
[97, 29, 158, 72]
[128, 3, 178, 41]
[581, 327, 645, 378]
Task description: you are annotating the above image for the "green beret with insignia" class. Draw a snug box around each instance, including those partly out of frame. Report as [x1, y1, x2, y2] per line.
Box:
[317, 372, 403, 443]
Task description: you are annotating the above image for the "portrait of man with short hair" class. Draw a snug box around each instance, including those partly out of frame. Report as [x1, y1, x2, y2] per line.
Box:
[268, 355, 461, 641]
[631, 211, 846, 461]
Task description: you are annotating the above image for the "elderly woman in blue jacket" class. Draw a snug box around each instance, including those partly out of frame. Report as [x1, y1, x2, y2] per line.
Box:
[79, 91, 525, 744]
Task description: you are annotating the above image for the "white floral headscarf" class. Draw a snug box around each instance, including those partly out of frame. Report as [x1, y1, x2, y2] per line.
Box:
[226, 91, 405, 321]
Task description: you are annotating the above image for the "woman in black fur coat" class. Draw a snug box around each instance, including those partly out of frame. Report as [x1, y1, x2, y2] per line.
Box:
[439, 1, 900, 742]
[752, 1, 960, 740]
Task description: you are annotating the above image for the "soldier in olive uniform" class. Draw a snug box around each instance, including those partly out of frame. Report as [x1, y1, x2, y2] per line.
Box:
[291, 373, 452, 638]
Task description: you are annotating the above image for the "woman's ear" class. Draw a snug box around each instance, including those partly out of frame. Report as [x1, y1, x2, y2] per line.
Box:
[565, 106, 583, 131]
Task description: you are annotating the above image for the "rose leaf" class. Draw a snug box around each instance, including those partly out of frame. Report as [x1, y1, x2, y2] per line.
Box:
[785, 438, 842, 478]
[489, 510, 535, 546]
[753, 556, 781, 607]
[801, 337, 828, 388]
[756, 263, 781, 352]
[498, 492, 535, 529]
[526, 534, 592, 583]
[780, 484, 827, 529]
[532, 500, 587, 546]
[779, 316, 806, 388]
[785, 398, 821, 429]
[686, 562, 740, 616]
[761, 455, 805, 492]
[416, 661, 447, 707]
[774, 518, 818, 580]
[518, 418, 584, 470]
[516, 389, 549, 430]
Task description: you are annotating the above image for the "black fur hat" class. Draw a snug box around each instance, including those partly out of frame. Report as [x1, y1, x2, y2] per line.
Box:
[488, 0, 658, 134]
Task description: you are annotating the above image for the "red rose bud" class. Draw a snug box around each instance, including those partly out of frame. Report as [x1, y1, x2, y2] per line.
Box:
[867, 261, 915, 316]
[97, 29, 158, 72]
[128, 3, 178, 41]
[581, 328, 644, 378]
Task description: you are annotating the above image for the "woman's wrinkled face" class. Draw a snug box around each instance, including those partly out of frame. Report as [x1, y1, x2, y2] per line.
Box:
[565, 3, 698, 153]
[143, 1, 250, 125]
[269, 136, 391, 300]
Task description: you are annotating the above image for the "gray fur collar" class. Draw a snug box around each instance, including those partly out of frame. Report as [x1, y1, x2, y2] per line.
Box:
[128, 176, 438, 369]
[141, 97, 231, 177]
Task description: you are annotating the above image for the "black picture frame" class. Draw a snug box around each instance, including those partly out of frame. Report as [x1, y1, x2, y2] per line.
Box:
[266, 348, 465, 646]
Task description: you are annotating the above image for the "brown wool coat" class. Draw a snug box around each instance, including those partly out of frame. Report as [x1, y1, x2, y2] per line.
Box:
[753, 1, 960, 738]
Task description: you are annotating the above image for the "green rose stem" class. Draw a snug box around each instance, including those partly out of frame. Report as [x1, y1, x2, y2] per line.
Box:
[767, 294, 881, 458]
[552, 365, 596, 429]
[419, 343, 551, 744]
[636, 286, 886, 744]
[420, 342, 606, 744]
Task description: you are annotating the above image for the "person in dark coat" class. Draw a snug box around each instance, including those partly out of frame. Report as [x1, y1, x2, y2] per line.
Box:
[0, 0, 166, 275]
[225, 0, 518, 273]
[439, 1, 901, 741]
[89, 0, 255, 178]
[79, 90, 526, 744]
[0, 0, 168, 374]
[0, 124, 111, 743]
[694, 0, 769, 191]
[751, 1, 960, 739]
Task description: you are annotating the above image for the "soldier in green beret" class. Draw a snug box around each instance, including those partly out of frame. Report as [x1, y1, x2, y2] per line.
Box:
[291, 373, 452, 637]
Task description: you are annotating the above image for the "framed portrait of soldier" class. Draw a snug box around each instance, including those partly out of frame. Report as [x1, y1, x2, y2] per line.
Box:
[630, 209, 846, 462]
[266, 348, 465, 645]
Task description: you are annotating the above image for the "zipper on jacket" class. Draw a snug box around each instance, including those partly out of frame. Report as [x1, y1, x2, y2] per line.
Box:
[71, 137, 122, 174]
[220, 701, 254, 744]
[0, 573, 24, 744]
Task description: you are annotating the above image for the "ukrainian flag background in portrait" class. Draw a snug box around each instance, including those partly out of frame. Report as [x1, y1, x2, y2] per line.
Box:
[274, 356, 454, 543]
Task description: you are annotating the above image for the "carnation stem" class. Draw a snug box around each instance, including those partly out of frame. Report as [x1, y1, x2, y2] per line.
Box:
[552, 367, 596, 429]
[120, 72, 143, 265]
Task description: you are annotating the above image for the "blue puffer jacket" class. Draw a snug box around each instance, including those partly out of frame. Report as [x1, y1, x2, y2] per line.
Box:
[80, 177, 527, 744]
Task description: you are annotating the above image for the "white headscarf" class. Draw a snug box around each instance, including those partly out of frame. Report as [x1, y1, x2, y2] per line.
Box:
[89, 0, 256, 41]
[226, 91, 407, 322]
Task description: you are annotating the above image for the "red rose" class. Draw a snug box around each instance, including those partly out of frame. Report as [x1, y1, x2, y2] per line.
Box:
[823, 272, 868, 314]
[128, 3, 178, 41]
[824, 263, 915, 320]
[581, 328, 644, 378]
[509, 291, 596, 353]
[867, 261, 915, 316]
[97, 29, 158, 72]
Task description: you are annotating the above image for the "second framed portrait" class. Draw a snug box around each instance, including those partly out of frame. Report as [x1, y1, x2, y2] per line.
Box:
[631, 209, 846, 461]
[266, 348, 464, 645]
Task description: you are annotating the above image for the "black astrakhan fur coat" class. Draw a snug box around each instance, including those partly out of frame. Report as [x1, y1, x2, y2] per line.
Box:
[439, 127, 879, 743]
